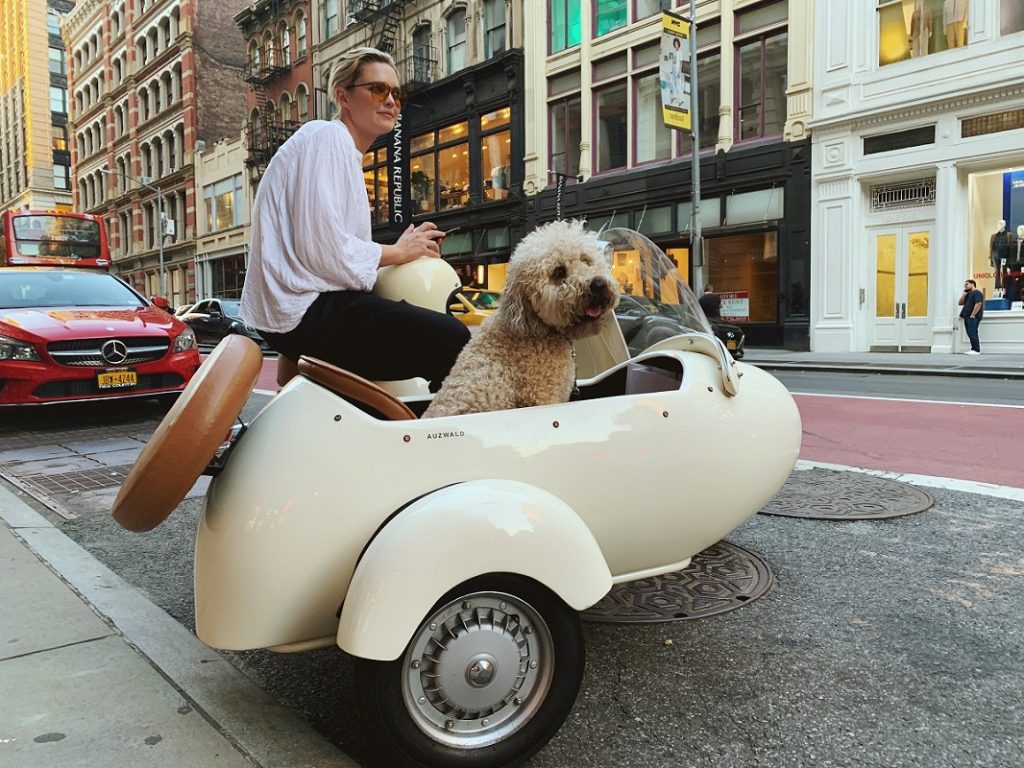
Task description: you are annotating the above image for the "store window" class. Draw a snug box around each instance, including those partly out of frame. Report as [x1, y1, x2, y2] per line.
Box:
[481, 108, 511, 201]
[204, 175, 243, 232]
[967, 167, 1024, 307]
[877, 0, 968, 66]
[447, 10, 466, 74]
[706, 231, 778, 323]
[595, 0, 627, 37]
[484, 0, 506, 58]
[410, 121, 470, 214]
[1003, 0, 1024, 35]
[550, 0, 582, 53]
[735, 11, 787, 143]
[362, 147, 390, 224]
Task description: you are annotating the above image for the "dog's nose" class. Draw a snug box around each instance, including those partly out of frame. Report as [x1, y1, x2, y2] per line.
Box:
[590, 277, 608, 292]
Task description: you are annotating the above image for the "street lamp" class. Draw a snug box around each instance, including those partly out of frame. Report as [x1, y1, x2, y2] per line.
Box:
[100, 168, 166, 297]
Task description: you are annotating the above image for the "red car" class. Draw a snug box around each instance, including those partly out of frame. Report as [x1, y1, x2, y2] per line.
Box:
[0, 266, 200, 406]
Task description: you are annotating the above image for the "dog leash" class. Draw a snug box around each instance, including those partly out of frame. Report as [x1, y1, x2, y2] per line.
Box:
[569, 340, 580, 401]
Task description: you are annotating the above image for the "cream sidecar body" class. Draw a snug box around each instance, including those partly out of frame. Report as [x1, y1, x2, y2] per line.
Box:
[113, 228, 801, 768]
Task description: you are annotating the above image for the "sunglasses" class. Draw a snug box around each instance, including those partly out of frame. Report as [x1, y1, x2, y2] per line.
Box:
[348, 81, 407, 107]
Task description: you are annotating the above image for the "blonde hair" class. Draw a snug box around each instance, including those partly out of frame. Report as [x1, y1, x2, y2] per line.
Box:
[328, 47, 397, 114]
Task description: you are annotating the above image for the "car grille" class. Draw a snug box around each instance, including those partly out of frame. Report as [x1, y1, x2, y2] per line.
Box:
[47, 337, 170, 367]
[32, 373, 184, 398]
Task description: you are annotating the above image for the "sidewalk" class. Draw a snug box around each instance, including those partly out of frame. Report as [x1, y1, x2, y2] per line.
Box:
[743, 347, 1024, 378]
[0, 482, 357, 768]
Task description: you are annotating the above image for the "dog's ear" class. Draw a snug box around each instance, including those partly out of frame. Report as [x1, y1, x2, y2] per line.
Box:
[496, 275, 544, 337]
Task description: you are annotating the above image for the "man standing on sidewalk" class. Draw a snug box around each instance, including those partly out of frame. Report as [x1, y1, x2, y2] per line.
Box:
[958, 279, 984, 355]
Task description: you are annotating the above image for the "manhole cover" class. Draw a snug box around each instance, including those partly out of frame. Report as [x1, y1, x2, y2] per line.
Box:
[15, 464, 134, 495]
[581, 540, 773, 624]
[759, 468, 934, 520]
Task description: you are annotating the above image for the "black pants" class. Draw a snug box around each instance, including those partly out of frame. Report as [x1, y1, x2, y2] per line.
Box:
[261, 291, 470, 391]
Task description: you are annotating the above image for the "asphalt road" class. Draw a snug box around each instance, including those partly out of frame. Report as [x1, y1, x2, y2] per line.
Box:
[770, 370, 1024, 406]
[5, 370, 1023, 768]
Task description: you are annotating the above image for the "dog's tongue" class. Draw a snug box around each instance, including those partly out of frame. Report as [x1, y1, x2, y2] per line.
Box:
[585, 307, 604, 318]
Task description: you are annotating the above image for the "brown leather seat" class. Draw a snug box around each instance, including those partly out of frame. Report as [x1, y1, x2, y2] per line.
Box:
[277, 355, 299, 387]
[297, 357, 416, 421]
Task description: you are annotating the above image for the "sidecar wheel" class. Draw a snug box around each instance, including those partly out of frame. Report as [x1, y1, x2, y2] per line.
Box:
[354, 574, 585, 768]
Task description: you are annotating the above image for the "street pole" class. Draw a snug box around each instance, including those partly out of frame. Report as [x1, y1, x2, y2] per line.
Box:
[689, 0, 703, 290]
[101, 168, 166, 297]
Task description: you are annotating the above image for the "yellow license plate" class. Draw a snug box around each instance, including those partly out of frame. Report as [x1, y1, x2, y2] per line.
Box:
[97, 370, 137, 389]
[726, 341, 737, 350]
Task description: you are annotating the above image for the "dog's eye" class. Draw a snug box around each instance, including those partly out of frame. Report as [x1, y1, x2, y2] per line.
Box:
[551, 265, 567, 282]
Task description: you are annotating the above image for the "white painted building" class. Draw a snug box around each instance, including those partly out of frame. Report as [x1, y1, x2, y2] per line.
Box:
[811, 0, 1024, 353]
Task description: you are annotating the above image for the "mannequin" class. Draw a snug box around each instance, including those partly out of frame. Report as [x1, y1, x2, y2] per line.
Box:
[944, 0, 968, 49]
[990, 220, 1012, 292]
[910, 0, 933, 58]
[1007, 224, 1024, 305]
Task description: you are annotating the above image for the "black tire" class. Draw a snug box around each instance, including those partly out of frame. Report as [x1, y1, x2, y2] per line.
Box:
[354, 573, 585, 768]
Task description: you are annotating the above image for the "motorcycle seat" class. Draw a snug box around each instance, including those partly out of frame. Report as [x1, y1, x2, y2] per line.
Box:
[298, 356, 417, 421]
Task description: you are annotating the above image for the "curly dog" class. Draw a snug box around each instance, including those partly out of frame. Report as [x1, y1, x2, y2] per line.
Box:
[424, 220, 619, 418]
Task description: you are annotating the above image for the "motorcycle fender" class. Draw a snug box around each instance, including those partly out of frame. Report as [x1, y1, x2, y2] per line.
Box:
[337, 479, 612, 661]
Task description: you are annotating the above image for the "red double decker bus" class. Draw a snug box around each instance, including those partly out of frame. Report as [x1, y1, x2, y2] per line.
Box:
[0, 209, 109, 268]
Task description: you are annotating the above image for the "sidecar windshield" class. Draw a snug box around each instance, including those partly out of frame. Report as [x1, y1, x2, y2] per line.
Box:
[599, 228, 712, 341]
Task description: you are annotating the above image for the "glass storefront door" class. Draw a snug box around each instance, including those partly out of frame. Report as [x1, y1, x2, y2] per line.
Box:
[870, 225, 932, 350]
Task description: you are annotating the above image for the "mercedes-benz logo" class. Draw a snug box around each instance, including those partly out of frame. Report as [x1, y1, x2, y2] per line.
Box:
[101, 339, 129, 365]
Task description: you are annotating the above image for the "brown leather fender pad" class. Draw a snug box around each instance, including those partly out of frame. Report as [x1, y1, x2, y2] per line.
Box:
[112, 335, 263, 532]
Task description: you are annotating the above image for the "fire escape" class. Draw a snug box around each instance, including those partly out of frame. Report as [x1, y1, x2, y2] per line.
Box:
[349, 0, 438, 92]
[243, 0, 300, 182]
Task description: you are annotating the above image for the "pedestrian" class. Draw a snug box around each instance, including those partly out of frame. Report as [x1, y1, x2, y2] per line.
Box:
[958, 278, 984, 355]
[240, 47, 470, 391]
[698, 283, 721, 319]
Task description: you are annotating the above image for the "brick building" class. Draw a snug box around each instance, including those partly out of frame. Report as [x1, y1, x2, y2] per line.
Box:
[0, 0, 75, 213]
[63, 0, 250, 305]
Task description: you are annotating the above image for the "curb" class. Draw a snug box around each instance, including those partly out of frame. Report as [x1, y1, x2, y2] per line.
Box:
[747, 362, 1024, 379]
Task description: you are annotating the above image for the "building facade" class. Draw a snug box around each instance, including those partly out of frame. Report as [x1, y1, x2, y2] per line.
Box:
[0, 0, 75, 213]
[194, 131, 251, 299]
[315, 0, 527, 291]
[64, 0, 250, 306]
[811, 0, 1024, 353]
[523, 0, 814, 348]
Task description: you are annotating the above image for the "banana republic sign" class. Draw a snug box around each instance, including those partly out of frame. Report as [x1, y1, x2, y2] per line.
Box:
[387, 115, 410, 233]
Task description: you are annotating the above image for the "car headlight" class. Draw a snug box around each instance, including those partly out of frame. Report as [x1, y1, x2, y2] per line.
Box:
[0, 334, 41, 362]
[173, 326, 196, 352]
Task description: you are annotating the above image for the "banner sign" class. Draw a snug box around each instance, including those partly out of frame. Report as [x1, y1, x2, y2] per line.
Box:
[720, 291, 750, 323]
[660, 11, 692, 132]
[387, 114, 410, 232]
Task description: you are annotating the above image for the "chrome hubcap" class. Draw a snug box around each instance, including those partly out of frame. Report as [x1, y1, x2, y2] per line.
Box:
[402, 591, 554, 749]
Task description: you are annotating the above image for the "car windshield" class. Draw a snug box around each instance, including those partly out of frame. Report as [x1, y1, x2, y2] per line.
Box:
[600, 227, 712, 338]
[0, 269, 143, 309]
[462, 291, 500, 310]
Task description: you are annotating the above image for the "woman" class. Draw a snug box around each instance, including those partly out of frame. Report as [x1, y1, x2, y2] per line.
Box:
[240, 47, 470, 390]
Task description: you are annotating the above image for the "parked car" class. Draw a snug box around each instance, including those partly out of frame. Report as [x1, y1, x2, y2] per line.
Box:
[112, 229, 800, 768]
[615, 295, 745, 359]
[182, 298, 269, 350]
[0, 266, 200, 406]
[448, 289, 501, 326]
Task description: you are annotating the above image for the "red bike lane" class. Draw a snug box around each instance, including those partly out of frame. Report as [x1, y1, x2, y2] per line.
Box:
[795, 393, 1023, 488]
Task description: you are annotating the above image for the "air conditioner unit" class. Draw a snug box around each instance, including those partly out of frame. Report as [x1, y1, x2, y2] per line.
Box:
[162, 218, 176, 237]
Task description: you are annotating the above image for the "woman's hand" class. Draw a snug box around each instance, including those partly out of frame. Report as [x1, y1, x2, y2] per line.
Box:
[380, 223, 446, 266]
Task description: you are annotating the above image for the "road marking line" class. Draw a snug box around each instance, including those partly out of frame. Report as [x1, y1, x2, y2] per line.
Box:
[791, 391, 1024, 409]
[795, 460, 1024, 501]
[253, 388, 277, 396]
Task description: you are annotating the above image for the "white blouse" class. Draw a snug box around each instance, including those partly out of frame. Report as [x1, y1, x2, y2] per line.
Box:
[240, 120, 382, 333]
